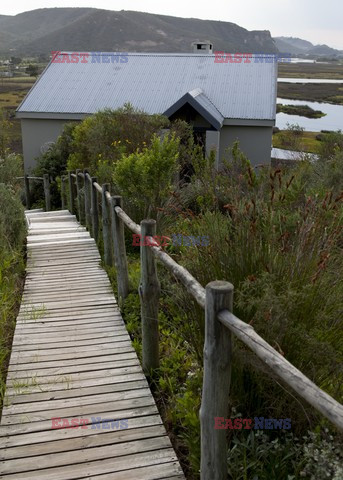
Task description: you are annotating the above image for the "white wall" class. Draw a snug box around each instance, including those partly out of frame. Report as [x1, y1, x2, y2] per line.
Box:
[21, 119, 73, 172]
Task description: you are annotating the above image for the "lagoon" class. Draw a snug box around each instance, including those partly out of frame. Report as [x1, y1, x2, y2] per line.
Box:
[276, 97, 343, 132]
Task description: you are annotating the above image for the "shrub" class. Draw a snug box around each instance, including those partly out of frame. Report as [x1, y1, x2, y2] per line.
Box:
[0, 109, 13, 159]
[67, 105, 170, 180]
[114, 133, 180, 218]
[278, 123, 305, 151]
[0, 153, 23, 189]
[0, 184, 26, 252]
[317, 130, 343, 160]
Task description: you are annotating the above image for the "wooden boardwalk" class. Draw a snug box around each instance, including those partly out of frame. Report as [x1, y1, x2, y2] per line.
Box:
[0, 210, 185, 480]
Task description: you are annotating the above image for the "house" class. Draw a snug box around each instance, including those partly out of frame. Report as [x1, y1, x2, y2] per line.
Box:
[16, 43, 277, 172]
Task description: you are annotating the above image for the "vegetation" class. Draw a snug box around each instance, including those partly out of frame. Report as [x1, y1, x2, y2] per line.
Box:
[273, 127, 321, 153]
[276, 103, 325, 118]
[273, 126, 343, 156]
[0, 153, 26, 412]
[113, 133, 180, 218]
[67, 105, 170, 183]
[15, 108, 343, 478]
[278, 82, 343, 105]
[0, 77, 35, 154]
[278, 62, 343, 80]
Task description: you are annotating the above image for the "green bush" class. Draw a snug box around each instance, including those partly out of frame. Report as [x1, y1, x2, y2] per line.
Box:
[67, 105, 170, 181]
[0, 153, 23, 189]
[114, 133, 180, 218]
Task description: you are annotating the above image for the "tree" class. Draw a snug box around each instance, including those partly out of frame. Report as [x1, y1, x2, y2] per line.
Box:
[25, 64, 39, 77]
[10, 56, 22, 65]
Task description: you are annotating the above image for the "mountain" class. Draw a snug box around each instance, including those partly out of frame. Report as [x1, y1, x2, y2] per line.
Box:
[0, 8, 277, 56]
[274, 36, 343, 56]
[307, 44, 342, 56]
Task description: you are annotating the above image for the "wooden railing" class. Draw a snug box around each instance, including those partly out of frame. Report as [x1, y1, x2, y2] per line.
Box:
[61, 170, 343, 480]
[17, 174, 51, 211]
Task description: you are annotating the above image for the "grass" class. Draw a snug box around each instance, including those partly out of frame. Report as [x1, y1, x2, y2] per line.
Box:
[273, 131, 321, 153]
[278, 62, 343, 79]
[0, 159, 26, 416]
[0, 77, 35, 154]
[276, 103, 326, 118]
[278, 82, 343, 105]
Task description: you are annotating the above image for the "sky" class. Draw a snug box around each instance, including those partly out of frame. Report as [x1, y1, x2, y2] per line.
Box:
[1, 0, 343, 50]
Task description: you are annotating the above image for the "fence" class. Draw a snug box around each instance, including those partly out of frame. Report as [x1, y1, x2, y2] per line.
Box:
[18, 173, 51, 211]
[46, 170, 343, 478]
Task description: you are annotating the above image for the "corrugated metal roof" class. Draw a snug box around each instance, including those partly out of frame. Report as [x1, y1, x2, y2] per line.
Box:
[17, 53, 277, 120]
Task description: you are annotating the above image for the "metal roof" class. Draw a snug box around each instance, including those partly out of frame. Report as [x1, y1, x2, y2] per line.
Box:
[17, 53, 277, 121]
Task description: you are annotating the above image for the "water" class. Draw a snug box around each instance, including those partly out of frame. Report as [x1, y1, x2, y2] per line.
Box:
[276, 98, 343, 132]
[290, 58, 330, 64]
[290, 58, 316, 63]
[278, 78, 343, 84]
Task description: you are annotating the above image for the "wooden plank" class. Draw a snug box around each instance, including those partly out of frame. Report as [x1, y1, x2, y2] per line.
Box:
[18, 297, 117, 310]
[7, 365, 142, 387]
[0, 210, 185, 480]
[0, 449, 177, 480]
[5, 379, 149, 405]
[9, 345, 134, 363]
[10, 333, 130, 351]
[5, 371, 146, 396]
[21, 293, 116, 306]
[15, 320, 122, 331]
[26, 210, 71, 217]
[7, 358, 140, 380]
[0, 400, 157, 435]
[0, 437, 171, 475]
[1, 392, 153, 425]
[0, 422, 165, 460]
[7, 352, 138, 373]
[16, 309, 121, 322]
[13, 324, 122, 336]
[12, 329, 129, 344]
[86, 463, 184, 480]
[3, 384, 150, 415]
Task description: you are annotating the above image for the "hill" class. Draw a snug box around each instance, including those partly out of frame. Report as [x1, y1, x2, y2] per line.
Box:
[274, 36, 343, 56]
[0, 8, 277, 55]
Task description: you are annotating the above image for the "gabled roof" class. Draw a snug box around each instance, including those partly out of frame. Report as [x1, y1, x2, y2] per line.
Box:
[17, 52, 277, 122]
[164, 88, 224, 130]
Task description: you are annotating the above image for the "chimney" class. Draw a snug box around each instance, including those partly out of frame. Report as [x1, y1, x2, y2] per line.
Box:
[192, 41, 213, 54]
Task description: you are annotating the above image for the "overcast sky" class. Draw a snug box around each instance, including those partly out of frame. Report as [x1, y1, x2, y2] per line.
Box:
[2, 0, 343, 49]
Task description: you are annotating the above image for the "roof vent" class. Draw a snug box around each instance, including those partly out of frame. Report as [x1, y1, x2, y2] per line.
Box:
[192, 41, 213, 54]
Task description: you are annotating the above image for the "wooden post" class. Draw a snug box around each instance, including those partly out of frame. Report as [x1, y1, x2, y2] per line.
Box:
[24, 174, 31, 210]
[91, 176, 99, 242]
[200, 281, 233, 480]
[61, 176, 66, 210]
[139, 219, 160, 374]
[84, 170, 91, 231]
[110, 196, 129, 302]
[68, 171, 75, 214]
[76, 169, 83, 223]
[102, 184, 112, 266]
[43, 174, 51, 212]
